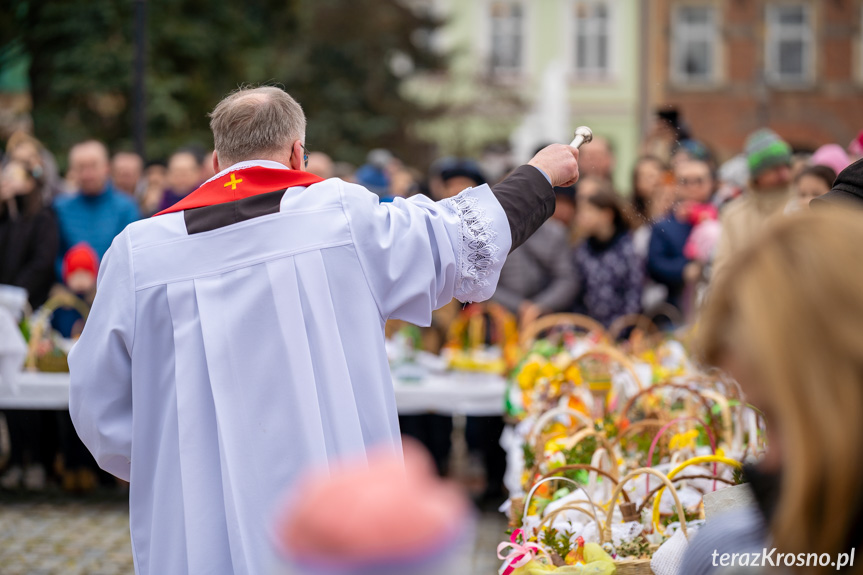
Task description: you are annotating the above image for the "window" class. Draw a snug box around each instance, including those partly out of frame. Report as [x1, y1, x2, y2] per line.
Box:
[765, 4, 813, 84]
[670, 5, 719, 85]
[490, 1, 524, 74]
[573, 1, 613, 79]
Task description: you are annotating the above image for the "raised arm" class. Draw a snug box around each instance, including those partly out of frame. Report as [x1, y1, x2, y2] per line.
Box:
[343, 145, 579, 326]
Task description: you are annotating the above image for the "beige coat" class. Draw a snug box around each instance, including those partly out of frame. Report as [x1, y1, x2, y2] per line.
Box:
[713, 186, 792, 281]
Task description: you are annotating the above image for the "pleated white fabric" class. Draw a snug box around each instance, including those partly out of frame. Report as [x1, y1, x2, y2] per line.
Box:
[68, 163, 512, 575]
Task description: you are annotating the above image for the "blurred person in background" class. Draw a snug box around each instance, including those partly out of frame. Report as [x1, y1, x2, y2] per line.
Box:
[577, 135, 615, 184]
[389, 167, 420, 199]
[551, 184, 576, 229]
[630, 155, 670, 227]
[640, 108, 691, 164]
[434, 158, 487, 200]
[647, 158, 715, 314]
[492, 182, 577, 326]
[811, 158, 863, 210]
[789, 165, 836, 211]
[305, 151, 334, 179]
[571, 184, 642, 327]
[809, 143, 850, 177]
[714, 155, 749, 209]
[139, 160, 168, 215]
[51, 243, 98, 339]
[6, 131, 64, 202]
[156, 149, 204, 213]
[630, 157, 675, 315]
[684, 210, 863, 575]
[54, 140, 140, 270]
[713, 129, 793, 281]
[0, 159, 58, 310]
[670, 138, 713, 171]
[332, 161, 356, 183]
[0, 159, 59, 492]
[355, 149, 393, 197]
[111, 151, 144, 196]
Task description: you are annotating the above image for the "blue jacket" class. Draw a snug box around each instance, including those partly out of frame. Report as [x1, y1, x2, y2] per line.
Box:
[646, 215, 692, 309]
[54, 183, 140, 273]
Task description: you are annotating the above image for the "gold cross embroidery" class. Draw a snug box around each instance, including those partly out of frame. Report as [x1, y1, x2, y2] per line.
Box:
[224, 173, 243, 190]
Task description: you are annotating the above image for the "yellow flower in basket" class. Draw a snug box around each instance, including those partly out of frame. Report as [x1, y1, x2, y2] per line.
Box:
[518, 362, 543, 390]
[564, 365, 583, 385]
[669, 429, 699, 451]
[540, 362, 561, 380]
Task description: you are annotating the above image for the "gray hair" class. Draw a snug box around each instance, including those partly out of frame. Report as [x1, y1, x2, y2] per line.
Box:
[208, 86, 306, 166]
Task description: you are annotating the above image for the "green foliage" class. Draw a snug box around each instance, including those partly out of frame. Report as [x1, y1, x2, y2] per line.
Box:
[3, 0, 445, 165]
[540, 527, 573, 560]
[563, 436, 598, 466]
[523, 442, 536, 471]
[615, 535, 650, 559]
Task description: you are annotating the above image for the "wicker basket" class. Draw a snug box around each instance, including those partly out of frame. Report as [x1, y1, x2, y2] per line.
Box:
[603, 467, 692, 575]
[25, 292, 90, 372]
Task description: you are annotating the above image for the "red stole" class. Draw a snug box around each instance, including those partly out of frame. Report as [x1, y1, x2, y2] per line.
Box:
[153, 166, 325, 216]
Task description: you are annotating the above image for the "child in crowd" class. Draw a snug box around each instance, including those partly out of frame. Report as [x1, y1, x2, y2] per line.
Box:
[789, 164, 837, 210]
[571, 181, 643, 328]
[50, 243, 98, 339]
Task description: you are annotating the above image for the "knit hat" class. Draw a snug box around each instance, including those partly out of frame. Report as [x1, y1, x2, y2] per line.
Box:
[810, 144, 851, 176]
[62, 243, 99, 283]
[745, 129, 792, 179]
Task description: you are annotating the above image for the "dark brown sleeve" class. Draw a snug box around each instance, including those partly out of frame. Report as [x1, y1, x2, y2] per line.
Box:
[491, 165, 556, 252]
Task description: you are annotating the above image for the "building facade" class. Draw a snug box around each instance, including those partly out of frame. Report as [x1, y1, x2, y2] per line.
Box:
[646, 0, 863, 160]
[406, 0, 644, 188]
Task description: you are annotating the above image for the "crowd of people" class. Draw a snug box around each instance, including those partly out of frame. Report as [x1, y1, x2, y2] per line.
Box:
[0, 109, 861, 498]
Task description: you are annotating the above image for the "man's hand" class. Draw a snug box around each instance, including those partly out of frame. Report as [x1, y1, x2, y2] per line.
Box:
[528, 144, 580, 188]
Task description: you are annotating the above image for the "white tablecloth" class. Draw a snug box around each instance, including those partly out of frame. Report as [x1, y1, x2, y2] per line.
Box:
[0, 370, 507, 416]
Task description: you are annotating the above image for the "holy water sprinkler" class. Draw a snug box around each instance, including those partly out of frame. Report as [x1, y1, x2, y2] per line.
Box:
[570, 126, 594, 149]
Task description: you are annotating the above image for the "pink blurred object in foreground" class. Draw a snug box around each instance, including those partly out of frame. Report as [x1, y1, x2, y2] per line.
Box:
[272, 440, 473, 575]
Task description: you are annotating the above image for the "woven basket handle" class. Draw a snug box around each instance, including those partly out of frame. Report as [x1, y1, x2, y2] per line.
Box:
[538, 501, 602, 534]
[520, 313, 609, 349]
[651, 455, 742, 535]
[568, 345, 646, 392]
[603, 467, 689, 544]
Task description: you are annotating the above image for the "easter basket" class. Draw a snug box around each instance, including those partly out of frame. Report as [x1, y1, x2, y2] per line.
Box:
[25, 293, 90, 373]
[443, 301, 519, 374]
[602, 468, 692, 575]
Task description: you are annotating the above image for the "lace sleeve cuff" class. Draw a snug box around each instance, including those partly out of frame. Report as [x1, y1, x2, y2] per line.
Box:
[441, 185, 512, 303]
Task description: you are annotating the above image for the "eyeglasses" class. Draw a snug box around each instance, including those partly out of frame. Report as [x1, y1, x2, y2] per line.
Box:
[677, 176, 707, 187]
[291, 142, 309, 169]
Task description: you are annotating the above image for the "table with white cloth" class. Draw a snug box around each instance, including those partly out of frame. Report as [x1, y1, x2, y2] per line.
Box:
[0, 370, 507, 416]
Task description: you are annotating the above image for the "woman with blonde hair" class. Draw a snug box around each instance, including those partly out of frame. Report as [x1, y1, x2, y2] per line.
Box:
[682, 208, 863, 573]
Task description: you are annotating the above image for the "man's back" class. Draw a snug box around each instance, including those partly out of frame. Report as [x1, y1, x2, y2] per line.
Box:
[68, 167, 514, 574]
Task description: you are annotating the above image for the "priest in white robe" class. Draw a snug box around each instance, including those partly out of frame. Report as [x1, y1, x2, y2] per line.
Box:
[69, 86, 579, 574]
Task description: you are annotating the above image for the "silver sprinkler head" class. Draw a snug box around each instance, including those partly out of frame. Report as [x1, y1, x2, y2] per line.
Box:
[570, 126, 594, 149]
